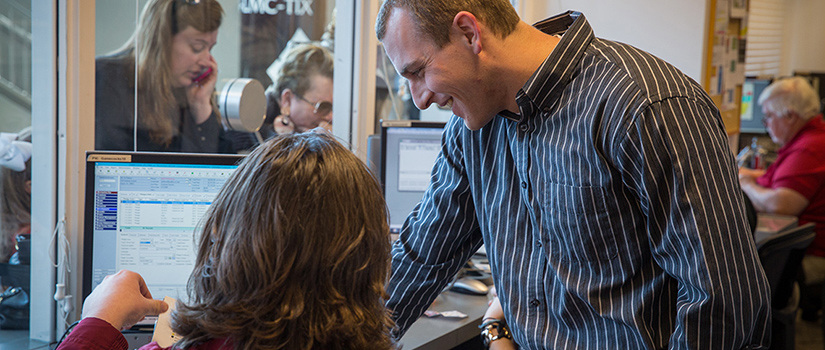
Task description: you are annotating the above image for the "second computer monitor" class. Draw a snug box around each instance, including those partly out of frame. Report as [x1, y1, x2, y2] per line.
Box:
[380, 120, 446, 233]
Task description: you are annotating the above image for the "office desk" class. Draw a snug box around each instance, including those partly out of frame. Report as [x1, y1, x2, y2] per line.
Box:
[399, 291, 489, 350]
[754, 213, 799, 247]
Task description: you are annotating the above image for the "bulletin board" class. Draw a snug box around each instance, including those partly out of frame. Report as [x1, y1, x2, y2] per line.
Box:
[703, 0, 748, 136]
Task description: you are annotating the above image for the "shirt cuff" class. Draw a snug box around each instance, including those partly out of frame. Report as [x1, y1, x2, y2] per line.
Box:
[59, 317, 128, 350]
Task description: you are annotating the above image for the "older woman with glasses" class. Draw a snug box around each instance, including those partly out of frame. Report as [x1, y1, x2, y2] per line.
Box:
[229, 43, 334, 153]
[95, 0, 232, 153]
[265, 43, 334, 136]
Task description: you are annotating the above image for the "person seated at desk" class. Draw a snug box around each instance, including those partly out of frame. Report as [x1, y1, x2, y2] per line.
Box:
[738, 76, 825, 319]
[56, 133, 394, 350]
[95, 0, 232, 153]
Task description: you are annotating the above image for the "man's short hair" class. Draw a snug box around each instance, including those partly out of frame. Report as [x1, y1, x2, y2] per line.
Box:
[759, 76, 822, 121]
[375, 0, 520, 48]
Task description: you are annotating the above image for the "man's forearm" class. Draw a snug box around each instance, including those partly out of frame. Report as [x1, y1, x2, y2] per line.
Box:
[740, 178, 808, 215]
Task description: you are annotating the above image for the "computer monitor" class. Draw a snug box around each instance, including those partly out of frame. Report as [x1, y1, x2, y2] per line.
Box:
[82, 151, 244, 304]
[380, 120, 446, 233]
[740, 78, 771, 133]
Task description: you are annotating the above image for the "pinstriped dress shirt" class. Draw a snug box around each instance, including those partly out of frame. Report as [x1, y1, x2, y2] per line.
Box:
[386, 11, 771, 349]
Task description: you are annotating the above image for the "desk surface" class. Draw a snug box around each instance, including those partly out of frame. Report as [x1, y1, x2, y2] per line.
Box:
[754, 213, 799, 246]
[399, 291, 490, 350]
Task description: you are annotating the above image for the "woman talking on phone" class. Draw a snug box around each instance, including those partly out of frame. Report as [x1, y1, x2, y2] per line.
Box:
[95, 0, 232, 153]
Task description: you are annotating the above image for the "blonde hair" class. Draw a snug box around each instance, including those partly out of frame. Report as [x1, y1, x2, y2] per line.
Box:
[111, 0, 223, 146]
[273, 43, 334, 103]
[172, 133, 394, 350]
[1, 128, 32, 262]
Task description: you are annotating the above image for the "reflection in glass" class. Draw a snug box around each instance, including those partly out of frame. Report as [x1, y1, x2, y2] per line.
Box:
[0, 0, 32, 343]
[0, 129, 31, 333]
[228, 3, 336, 152]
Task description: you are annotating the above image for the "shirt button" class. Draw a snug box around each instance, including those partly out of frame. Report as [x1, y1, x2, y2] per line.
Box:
[200, 136, 206, 141]
[536, 240, 542, 247]
[519, 124, 529, 132]
[197, 127, 202, 132]
[520, 181, 527, 189]
[542, 111, 550, 118]
[530, 299, 541, 307]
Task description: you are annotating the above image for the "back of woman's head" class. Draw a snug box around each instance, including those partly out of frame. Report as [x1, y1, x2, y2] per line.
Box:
[172, 132, 394, 350]
[0, 127, 32, 262]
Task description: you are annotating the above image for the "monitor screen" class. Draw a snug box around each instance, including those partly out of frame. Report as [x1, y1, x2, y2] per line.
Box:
[380, 120, 446, 234]
[82, 152, 244, 304]
[740, 78, 771, 133]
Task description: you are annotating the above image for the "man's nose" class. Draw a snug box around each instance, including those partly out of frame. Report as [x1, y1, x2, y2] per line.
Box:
[409, 80, 433, 110]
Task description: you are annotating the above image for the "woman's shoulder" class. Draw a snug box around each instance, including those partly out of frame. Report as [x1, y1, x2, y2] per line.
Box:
[95, 53, 132, 76]
[138, 338, 233, 350]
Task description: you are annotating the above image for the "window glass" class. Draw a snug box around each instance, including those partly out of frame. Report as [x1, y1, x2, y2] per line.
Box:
[95, 0, 336, 154]
[0, 0, 33, 345]
[375, 37, 451, 124]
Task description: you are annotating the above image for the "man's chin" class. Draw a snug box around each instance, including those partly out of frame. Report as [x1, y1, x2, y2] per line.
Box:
[460, 116, 492, 131]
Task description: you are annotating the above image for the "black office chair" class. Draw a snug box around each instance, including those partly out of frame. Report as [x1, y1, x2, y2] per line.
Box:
[758, 222, 816, 350]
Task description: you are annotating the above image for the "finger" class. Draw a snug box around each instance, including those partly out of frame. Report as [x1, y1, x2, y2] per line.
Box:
[137, 274, 153, 299]
[150, 299, 169, 315]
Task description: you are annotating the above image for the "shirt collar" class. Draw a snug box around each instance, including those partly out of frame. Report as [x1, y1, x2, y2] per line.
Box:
[778, 114, 825, 153]
[504, 11, 593, 122]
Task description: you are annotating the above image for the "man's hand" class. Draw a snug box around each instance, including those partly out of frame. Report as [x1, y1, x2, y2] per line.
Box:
[738, 167, 766, 182]
[80, 270, 168, 330]
[484, 295, 517, 350]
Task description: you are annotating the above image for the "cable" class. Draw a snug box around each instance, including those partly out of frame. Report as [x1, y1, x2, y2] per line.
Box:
[51, 319, 80, 350]
[378, 44, 403, 120]
[50, 217, 74, 326]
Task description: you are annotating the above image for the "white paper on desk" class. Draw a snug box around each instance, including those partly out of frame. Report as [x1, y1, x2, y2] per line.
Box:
[152, 296, 181, 348]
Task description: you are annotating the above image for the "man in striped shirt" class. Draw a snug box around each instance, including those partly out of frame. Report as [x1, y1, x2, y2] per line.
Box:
[376, 1, 771, 348]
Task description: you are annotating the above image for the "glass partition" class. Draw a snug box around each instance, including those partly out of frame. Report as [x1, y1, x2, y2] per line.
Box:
[0, 0, 33, 345]
[95, 0, 337, 154]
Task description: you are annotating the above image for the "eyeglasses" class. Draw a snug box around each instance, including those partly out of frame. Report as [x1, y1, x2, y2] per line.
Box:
[762, 111, 789, 126]
[296, 94, 333, 116]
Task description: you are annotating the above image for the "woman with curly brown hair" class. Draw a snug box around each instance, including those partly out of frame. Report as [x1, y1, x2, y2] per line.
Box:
[58, 132, 395, 350]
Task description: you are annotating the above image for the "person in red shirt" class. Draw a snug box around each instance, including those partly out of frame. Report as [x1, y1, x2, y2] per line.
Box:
[56, 132, 395, 350]
[739, 76, 825, 320]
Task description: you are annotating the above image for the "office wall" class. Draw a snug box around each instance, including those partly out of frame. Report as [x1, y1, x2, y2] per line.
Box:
[522, 1, 709, 83]
[785, 0, 825, 75]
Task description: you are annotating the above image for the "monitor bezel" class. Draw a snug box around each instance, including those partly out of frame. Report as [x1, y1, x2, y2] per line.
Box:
[81, 151, 244, 301]
[379, 120, 447, 195]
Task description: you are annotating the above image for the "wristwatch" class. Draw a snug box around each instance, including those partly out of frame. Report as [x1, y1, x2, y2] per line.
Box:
[479, 318, 512, 348]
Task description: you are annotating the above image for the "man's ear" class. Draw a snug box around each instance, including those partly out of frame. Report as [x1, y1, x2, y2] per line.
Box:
[280, 89, 293, 111]
[453, 11, 482, 54]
